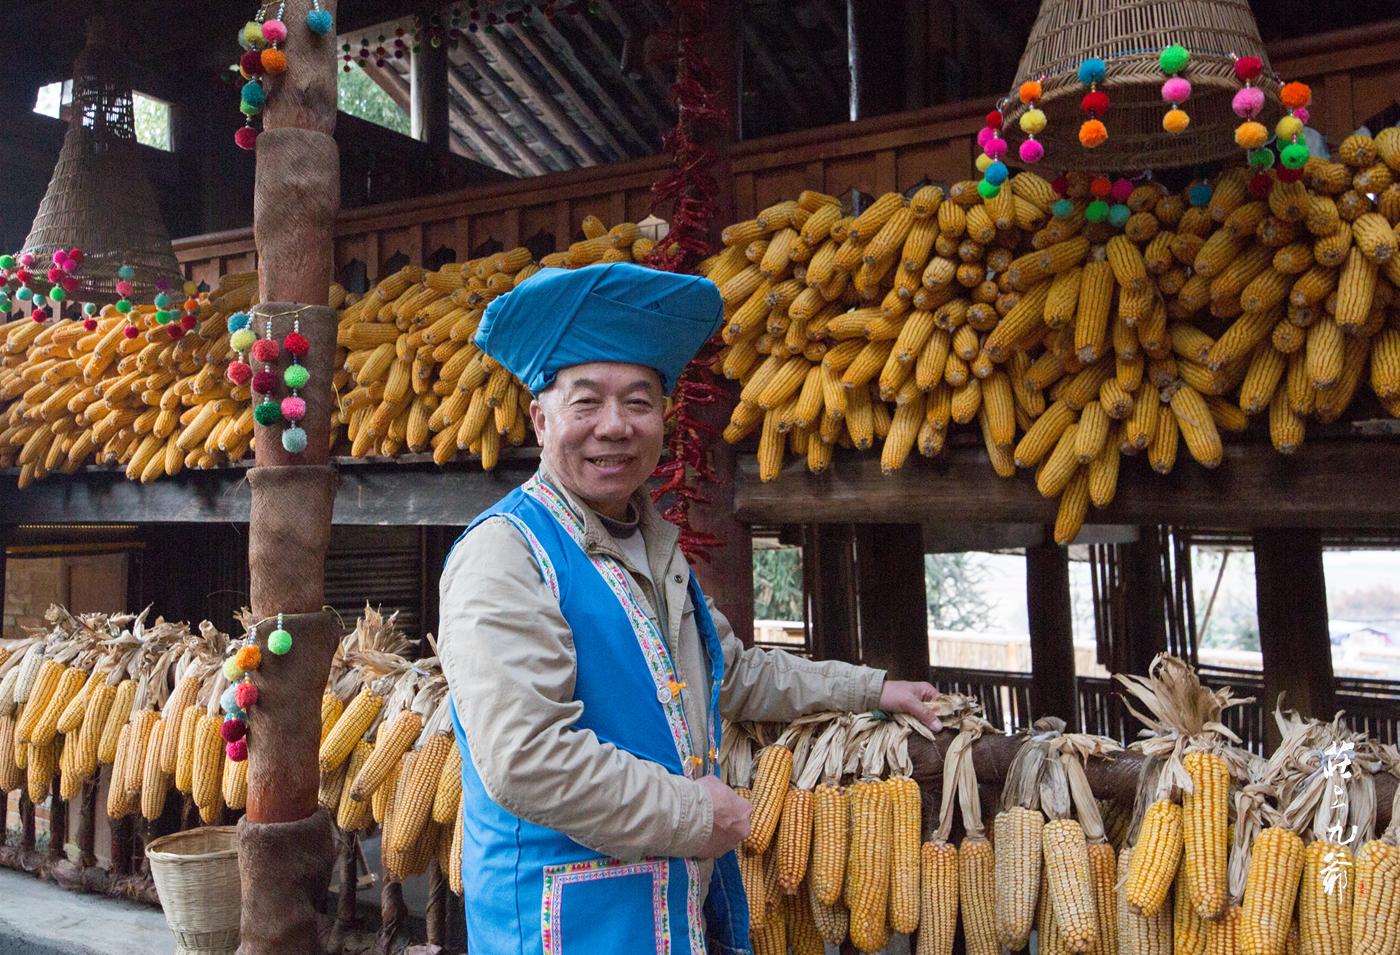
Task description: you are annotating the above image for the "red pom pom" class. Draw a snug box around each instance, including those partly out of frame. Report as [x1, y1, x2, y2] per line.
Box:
[235, 682, 259, 709]
[68, 248, 82, 265]
[221, 717, 247, 743]
[282, 331, 310, 357]
[226, 360, 252, 386]
[1248, 173, 1274, 198]
[168, 325, 185, 340]
[180, 313, 197, 330]
[235, 126, 258, 150]
[1081, 90, 1110, 115]
[985, 110, 1002, 128]
[83, 318, 98, 332]
[240, 49, 265, 76]
[1111, 178, 1134, 202]
[61, 276, 79, 294]
[1234, 56, 1263, 82]
[252, 369, 277, 394]
[15, 269, 30, 285]
[123, 324, 139, 339]
[46, 267, 62, 283]
[1277, 166, 1304, 184]
[226, 738, 248, 762]
[251, 338, 280, 362]
[1051, 175, 1070, 196]
[1090, 177, 1112, 198]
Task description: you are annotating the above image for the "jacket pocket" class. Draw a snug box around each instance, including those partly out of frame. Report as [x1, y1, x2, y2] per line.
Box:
[541, 857, 669, 954]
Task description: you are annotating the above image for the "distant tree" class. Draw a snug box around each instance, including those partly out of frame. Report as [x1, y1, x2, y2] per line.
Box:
[338, 63, 410, 135]
[925, 553, 992, 631]
[753, 547, 803, 621]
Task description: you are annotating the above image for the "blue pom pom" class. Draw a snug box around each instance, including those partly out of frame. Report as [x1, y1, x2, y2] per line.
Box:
[1078, 58, 1107, 85]
[221, 684, 240, 713]
[1108, 203, 1132, 228]
[306, 9, 334, 34]
[1188, 183, 1213, 207]
[228, 310, 251, 333]
[1052, 198, 1074, 218]
[281, 425, 308, 454]
[117, 265, 136, 280]
[984, 161, 1009, 186]
[242, 81, 266, 109]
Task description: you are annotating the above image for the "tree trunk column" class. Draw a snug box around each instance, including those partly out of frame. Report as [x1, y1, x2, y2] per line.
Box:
[237, 3, 342, 953]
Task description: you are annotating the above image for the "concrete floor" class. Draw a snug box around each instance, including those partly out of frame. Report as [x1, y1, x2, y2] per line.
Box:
[0, 867, 175, 955]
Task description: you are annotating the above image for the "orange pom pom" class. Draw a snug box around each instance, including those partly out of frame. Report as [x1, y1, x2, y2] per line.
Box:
[1079, 119, 1108, 149]
[234, 645, 263, 673]
[1280, 82, 1312, 110]
[1163, 109, 1190, 135]
[1019, 80, 1043, 105]
[1235, 121, 1268, 150]
[261, 48, 288, 75]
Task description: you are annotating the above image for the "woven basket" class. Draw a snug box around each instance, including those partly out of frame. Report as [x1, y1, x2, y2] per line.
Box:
[146, 826, 241, 955]
[20, 16, 182, 302]
[1002, 0, 1280, 173]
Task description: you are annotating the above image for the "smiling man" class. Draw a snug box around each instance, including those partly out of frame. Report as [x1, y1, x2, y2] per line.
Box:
[437, 262, 940, 955]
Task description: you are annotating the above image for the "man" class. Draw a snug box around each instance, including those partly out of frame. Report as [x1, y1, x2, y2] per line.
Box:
[438, 262, 940, 955]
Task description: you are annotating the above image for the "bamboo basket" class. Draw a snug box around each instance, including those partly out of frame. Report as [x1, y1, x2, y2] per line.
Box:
[1002, 0, 1281, 172]
[146, 826, 241, 955]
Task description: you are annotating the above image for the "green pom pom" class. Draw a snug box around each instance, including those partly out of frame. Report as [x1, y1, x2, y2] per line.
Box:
[283, 364, 310, 389]
[223, 657, 245, 682]
[1281, 143, 1310, 169]
[1052, 198, 1074, 218]
[1249, 148, 1277, 169]
[1158, 44, 1190, 75]
[977, 178, 1000, 199]
[1085, 200, 1110, 223]
[115, 299, 133, 314]
[155, 310, 172, 325]
[48, 286, 66, 302]
[254, 402, 283, 426]
[0, 255, 14, 270]
[1108, 204, 1131, 228]
[230, 328, 257, 352]
[268, 629, 293, 656]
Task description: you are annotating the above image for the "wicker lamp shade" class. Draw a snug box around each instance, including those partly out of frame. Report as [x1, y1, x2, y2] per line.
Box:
[1002, 0, 1280, 173]
[20, 17, 181, 302]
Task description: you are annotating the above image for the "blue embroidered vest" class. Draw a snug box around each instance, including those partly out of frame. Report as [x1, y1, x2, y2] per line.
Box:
[447, 475, 751, 955]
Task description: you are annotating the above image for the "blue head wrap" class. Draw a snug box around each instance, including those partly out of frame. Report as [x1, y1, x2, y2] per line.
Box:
[474, 262, 723, 394]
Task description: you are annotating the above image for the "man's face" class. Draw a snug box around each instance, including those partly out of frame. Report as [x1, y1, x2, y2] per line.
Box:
[529, 362, 665, 520]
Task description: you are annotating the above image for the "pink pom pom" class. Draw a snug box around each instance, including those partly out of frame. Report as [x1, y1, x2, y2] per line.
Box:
[226, 360, 252, 386]
[1111, 178, 1134, 202]
[235, 682, 260, 709]
[984, 137, 1009, 159]
[116, 280, 134, 297]
[976, 126, 995, 150]
[1161, 77, 1192, 105]
[1018, 139, 1045, 163]
[51, 250, 66, 265]
[235, 126, 258, 150]
[1293, 106, 1310, 124]
[221, 717, 247, 743]
[226, 738, 248, 762]
[261, 19, 287, 43]
[123, 325, 139, 339]
[1232, 86, 1266, 119]
[250, 337, 280, 362]
[18, 253, 34, 267]
[281, 395, 307, 421]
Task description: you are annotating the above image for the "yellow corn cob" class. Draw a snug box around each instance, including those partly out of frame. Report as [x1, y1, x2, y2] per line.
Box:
[1121, 845, 1175, 955]
[1350, 840, 1398, 955]
[26, 738, 57, 803]
[123, 710, 159, 799]
[888, 776, 921, 933]
[917, 841, 958, 955]
[55, 668, 99, 736]
[1270, 386, 1305, 454]
[16, 660, 62, 743]
[1334, 248, 1378, 331]
[191, 712, 226, 812]
[1170, 385, 1223, 468]
[772, 785, 813, 896]
[336, 741, 375, 832]
[318, 758, 348, 814]
[431, 743, 463, 825]
[173, 704, 199, 794]
[223, 754, 248, 811]
[1090, 841, 1119, 955]
[158, 676, 200, 773]
[1128, 799, 1184, 917]
[1045, 817, 1099, 952]
[740, 843, 768, 930]
[388, 733, 453, 854]
[97, 679, 136, 764]
[140, 719, 171, 820]
[1297, 840, 1351, 955]
[1306, 317, 1344, 390]
[744, 744, 793, 854]
[846, 780, 892, 952]
[994, 806, 1045, 948]
[1182, 751, 1230, 920]
[106, 725, 136, 819]
[29, 665, 86, 748]
[350, 708, 423, 802]
[961, 835, 999, 955]
[1240, 827, 1304, 955]
[319, 686, 385, 774]
[77, 682, 115, 782]
[1041, 869, 1072, 955]
[1207, 904, 1241, 955]
[1149, 404, 1180, 474]
[811, 783, 848, 905]
[1176, 857, 1210, 955]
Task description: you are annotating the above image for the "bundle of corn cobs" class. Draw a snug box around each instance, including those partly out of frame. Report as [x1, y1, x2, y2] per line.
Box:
[713, 130, 1400, 543]
[0, 216, 655, 486]
[723, 656, 1400, 955]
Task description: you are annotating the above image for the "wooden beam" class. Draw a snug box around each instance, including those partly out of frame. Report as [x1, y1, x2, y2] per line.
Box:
[771, 14, 844, 112]
[733, 440, 1400, 528]
[446, 106, 527, 177]
[1253, 528, 1337, 751]
[594, 0, 683, 115]
[803, 524, 860, 662]
[1118, 529, 1169, 678]
[447, 65, 550, 176]
[409, 26, 451, 150]
[559, 10, 672, 134]
[451, 40, 576, 170]
[358, 58, 412, 112]
[854, 524, 929, 681]
[476, 25, 605, 165]
[1025, 539, 1079, 729]
[742, 24, 810, 121]
[504, 21, 638, 157]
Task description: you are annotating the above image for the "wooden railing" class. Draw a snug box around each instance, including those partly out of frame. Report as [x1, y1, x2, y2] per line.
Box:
[173, 21, 1400, 288]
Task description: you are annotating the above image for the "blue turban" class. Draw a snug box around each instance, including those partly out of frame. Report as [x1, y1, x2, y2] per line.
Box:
[474, 262, 723, 394]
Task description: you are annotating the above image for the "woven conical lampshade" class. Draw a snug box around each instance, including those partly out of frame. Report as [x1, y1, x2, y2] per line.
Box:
[1002, 0, 1280, 173]
[21, 16, 182, 301]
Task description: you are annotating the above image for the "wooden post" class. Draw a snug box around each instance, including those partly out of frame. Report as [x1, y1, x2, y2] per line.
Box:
[1118, 529, 1169, 676]
[426, 861, 448, 945]
[847, 0, 904, 120]
[1026, 539, 1079, 729]
[1253, 528, 1336, 751]
[77, 780, 98, 868]
[804, 524, 860, 663]
[854, 524, 929, 681]
[46, 786, 66, 865]
[410, 6, 451, 151]
[238, 3, 343, 952]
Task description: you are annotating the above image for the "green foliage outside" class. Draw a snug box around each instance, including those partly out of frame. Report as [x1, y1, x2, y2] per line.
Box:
[132, 92, 171, 151]
[338, 62, 410, 135]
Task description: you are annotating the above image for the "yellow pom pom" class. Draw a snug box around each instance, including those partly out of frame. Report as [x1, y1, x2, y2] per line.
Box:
[1235, 121, 1268, 150]
[1276, 115, 1304, 141]
[975, 153, 993, 173]
[1163, 109, 1190, 135]
[1019, 108, 1047, 135]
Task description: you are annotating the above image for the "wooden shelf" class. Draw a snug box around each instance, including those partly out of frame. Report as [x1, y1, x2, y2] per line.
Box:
[734, 437, 1400, 530]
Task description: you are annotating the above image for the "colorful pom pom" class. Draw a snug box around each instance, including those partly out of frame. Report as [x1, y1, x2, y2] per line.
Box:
[221, 717, 248, 743]
[1280, 142, 1310, 169]
[1084, 200, 1110, 223]
[1018, 139, 1045, 164]
[230, 328, 257, 352]
[0, 255, 13, 270]
[48, 286, 66, 302]
[227, 310, 251, 333]
[984, 161, 1009, 186]
[281, 396, 307, 421]
[984, 137, 1008, 160]
[1248, 173, 1274, 198]
[1232, 86, 1266, 120]
[1052, 198, 1074, 218]
[984, 110, 1002, 128]
[976, 126, 995, 150]
[123, 325, 139, 339]
[116, 280, 134, 297]
[1161, 77, 1192, 105]
[1188, 183, 1213, 207]
[261, 19, 288, 43]
[1158, 44, 1190, 75]
[1018, 80, 1042, 104]
[226, 360, 252, 386]
[1280, 82, 1312, 110]
[976, 178, 999, 199]
[284, 364, 310, 389]
[220, 684, 239, 713]
[1235, 121, 1268, 150]
[975, 153, 993, 174]
[1051, 175, 1069, 196]
[1108, 203, 1132, 228]
[1293, 107, 1310, 125]
[251, 338, 280, 362]
[155, 310, 172, 325]
[83, 318, 98, 332]
[1233, 56, 1263, 82]
[181, 313, 198, 331]
[1276, 115, 1304, 141]
[235, 681, 259, 709]
[1081, 90, 1110, 116]
[282, 331, 310, 357]
[241, 81, 266, 110]
[235, 126, 259, 150]
[235, 645, 262, 672]
[1018, 108, 1047, 135]
[261, 48, 288, 75]
[254, 401, 283, 426]
[281, 425, 309, 454]
[223, 657, 245, 682]
[1277, 166, 1305, 184]
[227, 738, 248, 762]
[1111, 179, 1134, 203]
[168, 325, 185, 340]
[240, 50, 264, 76]
[307, 8, 334, 33]
[1163, 109, 1191, 135]
[240, 21, 265, 49]
[252, 370, 277, 395]
[268, 628, 293, 656]
[1079, 119, 1108, 148]
[1078, 58, 1107, 85]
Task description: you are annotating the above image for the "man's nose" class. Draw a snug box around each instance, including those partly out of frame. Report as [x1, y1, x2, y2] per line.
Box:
[594, 401, 629, 438]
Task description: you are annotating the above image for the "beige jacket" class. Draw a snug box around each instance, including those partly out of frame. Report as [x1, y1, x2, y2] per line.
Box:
[437, 466, 886, 865]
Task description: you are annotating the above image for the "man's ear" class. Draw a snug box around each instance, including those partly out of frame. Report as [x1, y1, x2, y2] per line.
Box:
[528, 397, 546, 443]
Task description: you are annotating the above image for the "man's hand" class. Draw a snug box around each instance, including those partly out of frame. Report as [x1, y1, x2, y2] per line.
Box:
[695, 775, 752, 858]
[879, 680, 943, 732]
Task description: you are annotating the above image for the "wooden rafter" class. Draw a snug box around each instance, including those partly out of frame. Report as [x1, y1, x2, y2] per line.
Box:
[743, 24, 811, 119]
[452, 41, 576, 170]
[446, 65, 551, 176]
[769, 12, 844, 109]
[473, 26, 605, 165]
[556, 10, 671, 134]
[593, 1, 678, 114]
